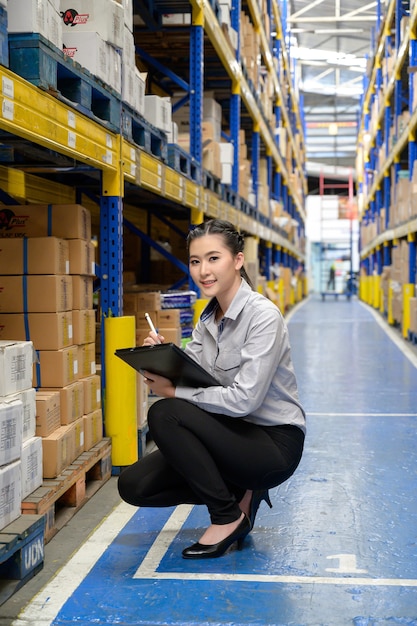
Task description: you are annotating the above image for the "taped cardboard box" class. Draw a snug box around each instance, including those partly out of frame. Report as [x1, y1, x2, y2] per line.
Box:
[0, 237, 69, 275]
[35, 391, 61, 437]
[82, 374, 101, 415]
[33, 345, 79, 388]
[72, 276, 94, 310]
[41, 381, 84, 425]
[0, 312, 73, 350]
[72, 310, 96, 345]
[0, 203, 91, 240]
[0, 275, 73, 313]
[42, 423, 76, 478]
[83, 409, 103, 451]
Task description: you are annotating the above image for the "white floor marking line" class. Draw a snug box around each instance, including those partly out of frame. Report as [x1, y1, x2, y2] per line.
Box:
[133, 571, 417, 586]
[361, 301, 417, 369]
[133, 504, 194, 577]
[133, 507, 417, 588]
[12, 501, 137, 626]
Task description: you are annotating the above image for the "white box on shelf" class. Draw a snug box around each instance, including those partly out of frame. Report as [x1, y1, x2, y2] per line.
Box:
[122, 64, 136, 108]
[8, 0, 48, 35]
[221, 163, 233, 185]
[59, 0, 124, 49]
[220, 142, 234, 164]
[144, 95, 172, 133]
[21, 436, 43, 500]
[122, 25, 136, 67]
[134, 68, 147, 115]
[0, 460, 21, 531]
[166, 121, 178, 144]
[0, 341, 34, 397]
[62, 31, 109, 85]
[0, 399, 23, 467]
[3, 388, 36, 443]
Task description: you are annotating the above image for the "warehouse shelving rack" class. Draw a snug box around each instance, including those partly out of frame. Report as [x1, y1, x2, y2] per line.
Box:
[0, 2, 308, 421]
[358, 0, 417, 338]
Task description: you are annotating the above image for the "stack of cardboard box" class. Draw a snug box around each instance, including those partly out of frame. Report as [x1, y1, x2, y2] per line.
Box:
[0, 340, 41, 530]
[0, 204, 103, 480]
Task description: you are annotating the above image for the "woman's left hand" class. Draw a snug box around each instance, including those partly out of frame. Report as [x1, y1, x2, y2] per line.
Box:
[143, 371, 175, 398]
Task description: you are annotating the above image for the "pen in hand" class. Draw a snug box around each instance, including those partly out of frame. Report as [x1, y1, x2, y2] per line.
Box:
[145, 312, 162, 343]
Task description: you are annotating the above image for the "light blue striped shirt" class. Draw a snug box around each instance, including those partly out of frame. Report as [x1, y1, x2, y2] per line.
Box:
[175, 279, 306, 433]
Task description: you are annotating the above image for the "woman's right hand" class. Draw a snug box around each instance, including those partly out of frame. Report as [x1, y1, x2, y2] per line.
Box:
[142, 331, 165, 346]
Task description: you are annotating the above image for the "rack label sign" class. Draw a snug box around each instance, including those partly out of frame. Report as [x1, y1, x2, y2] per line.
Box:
[2, 98, 14, 121]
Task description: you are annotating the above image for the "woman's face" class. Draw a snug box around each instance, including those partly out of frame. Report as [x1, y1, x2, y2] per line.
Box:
[189, 233, 244, 302]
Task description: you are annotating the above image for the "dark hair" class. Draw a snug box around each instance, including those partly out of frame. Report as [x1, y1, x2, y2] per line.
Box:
[187, 219, 253, 288]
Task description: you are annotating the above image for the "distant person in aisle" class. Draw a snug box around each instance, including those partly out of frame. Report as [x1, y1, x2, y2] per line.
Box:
[118, 219, 306, 559]
[327, 262, 336, 290]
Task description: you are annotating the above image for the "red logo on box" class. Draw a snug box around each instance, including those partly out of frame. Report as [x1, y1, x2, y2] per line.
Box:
[61, 9, 90, 26]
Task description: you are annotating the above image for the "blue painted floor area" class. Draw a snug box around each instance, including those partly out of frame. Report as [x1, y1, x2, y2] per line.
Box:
[49, 298, 417, 625]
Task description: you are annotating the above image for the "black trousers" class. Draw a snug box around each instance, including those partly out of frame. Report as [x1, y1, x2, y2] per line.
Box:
[117, 398, 305, 525]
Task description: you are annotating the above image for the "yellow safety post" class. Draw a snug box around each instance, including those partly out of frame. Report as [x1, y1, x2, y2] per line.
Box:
[193, 298, 209, 326]
[373, 274, 381, 309]
[402, 284, 415, 338]
[104, 315, 137, 467]
[387, 280, 394, 325]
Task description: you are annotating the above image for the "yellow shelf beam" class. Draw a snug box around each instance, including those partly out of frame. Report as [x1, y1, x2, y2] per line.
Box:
[0, 66, 119, 174]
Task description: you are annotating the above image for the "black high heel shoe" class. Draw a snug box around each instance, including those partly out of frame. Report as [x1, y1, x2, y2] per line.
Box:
[248, 490, 273, 529]
[182, 514, 251, 559]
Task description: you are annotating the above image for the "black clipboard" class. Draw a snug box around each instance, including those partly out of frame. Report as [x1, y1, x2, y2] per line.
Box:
[115, 343, 219, 388]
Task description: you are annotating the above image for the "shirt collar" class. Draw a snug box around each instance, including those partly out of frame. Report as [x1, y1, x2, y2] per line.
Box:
[200, 278, 252, 322]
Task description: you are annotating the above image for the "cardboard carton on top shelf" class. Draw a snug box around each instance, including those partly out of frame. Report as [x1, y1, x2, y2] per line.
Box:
[0, 204, 91, 240]
[0, 237, 69, 275]
[0, 312, 73, 351]
[0, 275, 73, 313]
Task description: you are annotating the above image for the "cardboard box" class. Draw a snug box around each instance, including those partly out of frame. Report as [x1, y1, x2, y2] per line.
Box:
[34, 345, 79, 388]
[0, 312, 73, 350]
[68, 240, 96, 276]
[157, 309, 181, 327]
[78, 343, 96, 378]
[0, 275, 73, 313]
[144, 95, 172, 133]
[72, 276, 94, 310]
[0, 237, 69, 275]
[0, 399, 23, 467]
[42, 423, 76, 478]
[21, 436, 43, 500]
[82, 374, 101, 414]
[72, 310, 96, 345]
[0, 204, 91, 240]
[73, 417, 85, 458]
[41, 381, 84, 425]
[0, 340, 34, 396]
[136, 326, 181, 346]
[35, 391, 61, 437]
[5, 388, 36, 443]
[83, 409, 103, 451]
[123, 291, 161, 312]
[0, 461, 21, 531]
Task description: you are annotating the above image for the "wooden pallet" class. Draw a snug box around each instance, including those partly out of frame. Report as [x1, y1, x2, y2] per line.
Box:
[0, 514, 45, 606]
[21, 438, 112, 544]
